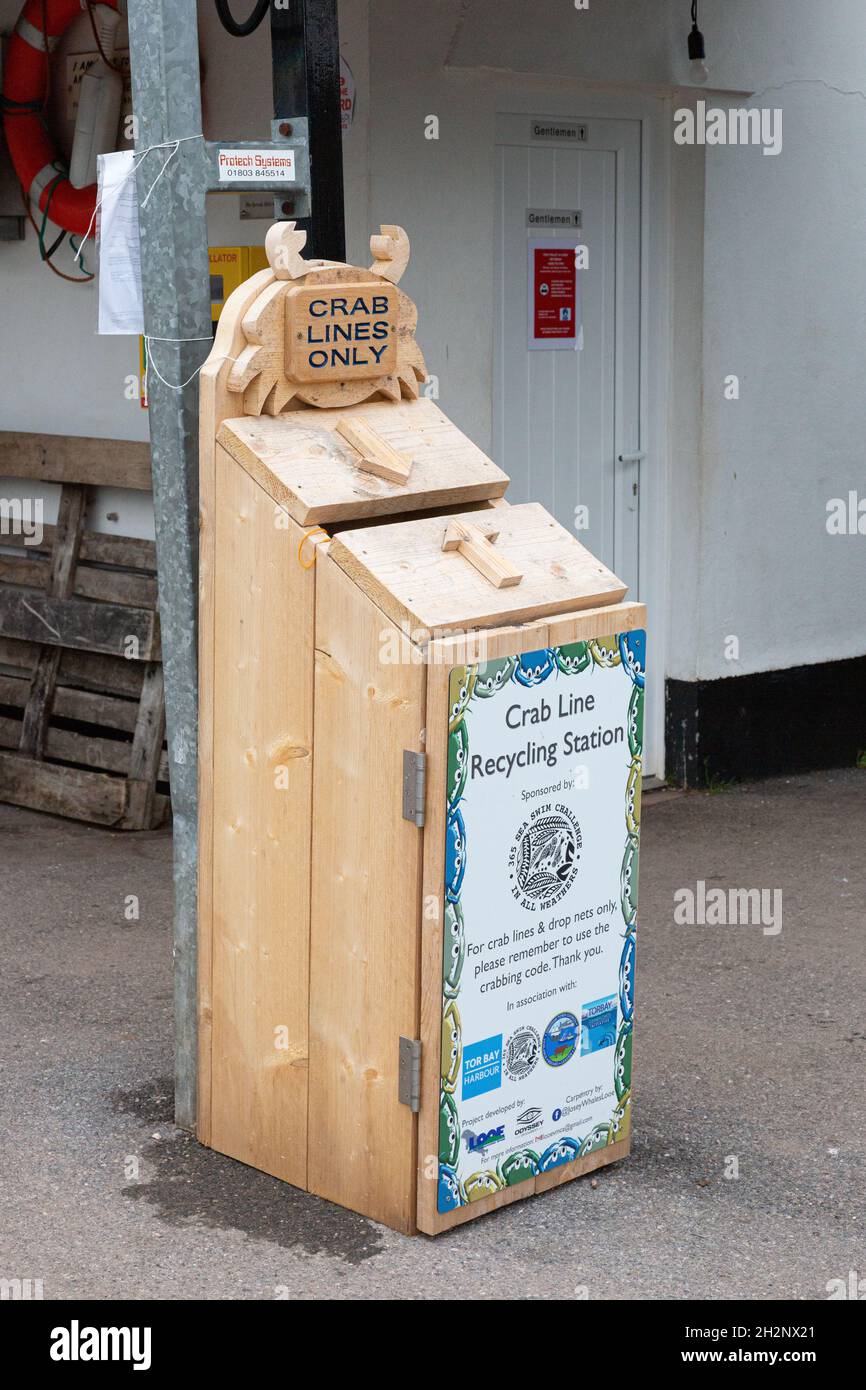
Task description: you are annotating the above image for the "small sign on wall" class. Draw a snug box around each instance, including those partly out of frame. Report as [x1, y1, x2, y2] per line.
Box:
[527, 240, 582, 351]
[340, 56, 356, 133]
[217, 148, 296, 183]
[526, 208, 582, 231]
[530, 121, 588, 143]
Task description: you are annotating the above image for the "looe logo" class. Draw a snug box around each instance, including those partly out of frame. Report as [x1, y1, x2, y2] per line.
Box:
[464, 1125, 505, 1153]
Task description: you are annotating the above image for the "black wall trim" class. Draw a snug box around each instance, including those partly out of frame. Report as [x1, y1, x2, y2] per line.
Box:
[665, 656, 866, 787]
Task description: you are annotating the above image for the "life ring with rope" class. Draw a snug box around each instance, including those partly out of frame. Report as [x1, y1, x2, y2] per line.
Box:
[1, 0, 121, 248]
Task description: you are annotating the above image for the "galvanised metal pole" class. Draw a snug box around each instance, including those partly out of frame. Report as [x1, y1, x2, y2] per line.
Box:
[127, 0, 210, 1132]
[127, 0, 331, 1131]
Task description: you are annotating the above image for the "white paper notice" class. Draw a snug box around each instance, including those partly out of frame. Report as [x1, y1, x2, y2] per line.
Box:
[97, 150, 144, 335]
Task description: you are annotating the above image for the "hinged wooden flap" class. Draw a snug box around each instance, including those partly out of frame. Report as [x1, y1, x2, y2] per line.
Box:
[328, 502, 628, 633]
[217, 397, 508, 525]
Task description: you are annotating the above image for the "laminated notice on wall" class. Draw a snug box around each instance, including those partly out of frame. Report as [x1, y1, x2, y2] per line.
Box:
[97, 150, 144, 335]
[527, 239, 582, 350]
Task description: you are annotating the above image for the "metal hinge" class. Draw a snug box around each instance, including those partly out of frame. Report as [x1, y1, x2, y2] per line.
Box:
[402, 749, 426, 828]
[398, 1037, 422, 1112]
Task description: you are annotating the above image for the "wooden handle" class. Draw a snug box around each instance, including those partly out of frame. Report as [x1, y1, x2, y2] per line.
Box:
[335, 416, 413, 486]
[442, 519, 523, 589]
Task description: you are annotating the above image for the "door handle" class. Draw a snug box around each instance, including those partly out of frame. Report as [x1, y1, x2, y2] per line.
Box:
[618, 451, 647, 464]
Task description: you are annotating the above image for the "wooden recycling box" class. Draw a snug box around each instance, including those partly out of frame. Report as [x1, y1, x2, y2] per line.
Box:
[198, 221, 645, 1235]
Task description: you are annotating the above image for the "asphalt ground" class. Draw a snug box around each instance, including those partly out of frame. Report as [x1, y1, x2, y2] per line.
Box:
[1, 768, 863, 1300]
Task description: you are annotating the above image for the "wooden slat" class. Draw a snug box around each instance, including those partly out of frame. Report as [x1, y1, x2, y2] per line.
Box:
[0, 750, 128, 826]
[0, 713, 169, 781]
[0, 588, 160, 661]
[442, 518, 524, 589]
[123, 663, 166, 829]
[197, 262, 275, 1150]
[334, 415, 413, 485]
[0, 432, 152, 490]
[0, 671, 140, 733]
[0, 639, 146, 697]
[206, 453, 314, 1188]
[20, 485, 87, 757]
[63, 526, 155, 570]
[308, 555, 425, 1235]
[0, 553, 158, 610]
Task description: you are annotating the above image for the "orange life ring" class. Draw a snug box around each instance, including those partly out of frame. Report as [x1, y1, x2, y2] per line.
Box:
[1, 0, 120, 239]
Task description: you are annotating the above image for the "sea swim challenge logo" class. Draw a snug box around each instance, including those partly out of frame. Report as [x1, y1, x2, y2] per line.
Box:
[508, 804, 581, 910]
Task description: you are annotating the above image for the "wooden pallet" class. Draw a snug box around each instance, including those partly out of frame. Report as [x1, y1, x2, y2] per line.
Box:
[0, 432, 169, 829]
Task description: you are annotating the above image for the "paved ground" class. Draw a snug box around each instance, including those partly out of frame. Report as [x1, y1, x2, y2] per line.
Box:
[1, 769, 863, 1300]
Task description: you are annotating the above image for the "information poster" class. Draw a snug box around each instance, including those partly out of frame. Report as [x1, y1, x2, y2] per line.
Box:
[437, 632, 645, 1213]
[527, 239, 581, 350]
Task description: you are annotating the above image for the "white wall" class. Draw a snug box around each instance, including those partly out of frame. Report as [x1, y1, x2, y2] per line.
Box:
[363, 0, 866, 689]
[676, 0, 866, 680]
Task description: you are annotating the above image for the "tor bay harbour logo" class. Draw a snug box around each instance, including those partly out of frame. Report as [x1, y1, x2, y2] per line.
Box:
[508, 802, 582, 910]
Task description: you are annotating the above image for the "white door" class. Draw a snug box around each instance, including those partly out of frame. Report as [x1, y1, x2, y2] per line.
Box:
[494, 113, 645, 643]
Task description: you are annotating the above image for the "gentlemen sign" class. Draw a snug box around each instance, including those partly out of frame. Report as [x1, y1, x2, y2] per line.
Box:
[286, 282, 398, 382]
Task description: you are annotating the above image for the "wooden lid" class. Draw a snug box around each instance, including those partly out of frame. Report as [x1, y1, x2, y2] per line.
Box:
[217, 397, 508, 525]
[327, 502, 628, 633]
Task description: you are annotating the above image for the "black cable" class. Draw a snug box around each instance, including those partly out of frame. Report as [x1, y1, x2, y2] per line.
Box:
[214, 0, 271, 38]
[691, 1, 698, 23]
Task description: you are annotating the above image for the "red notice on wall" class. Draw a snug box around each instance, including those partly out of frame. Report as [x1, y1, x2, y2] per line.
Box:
[527, 240, 581, 351]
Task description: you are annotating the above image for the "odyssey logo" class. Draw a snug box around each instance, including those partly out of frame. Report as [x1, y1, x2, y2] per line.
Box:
[514, 1106, 543, 1136]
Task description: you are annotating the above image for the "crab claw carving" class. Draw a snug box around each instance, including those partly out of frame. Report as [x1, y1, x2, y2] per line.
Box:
[266, 220, 309, 280]
[369, 224, 410, 284]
